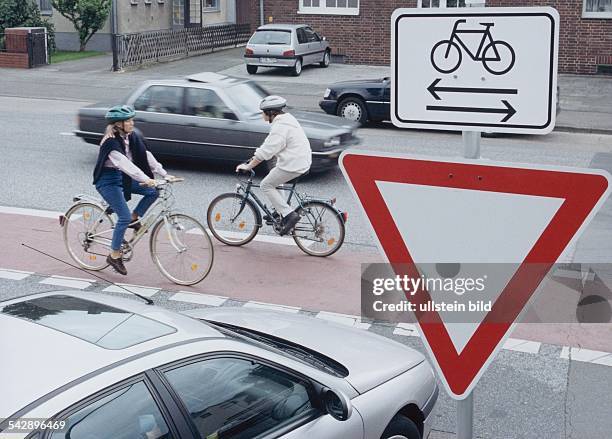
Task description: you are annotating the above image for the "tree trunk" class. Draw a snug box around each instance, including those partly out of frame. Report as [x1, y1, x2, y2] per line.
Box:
[79, 42, 86, 51]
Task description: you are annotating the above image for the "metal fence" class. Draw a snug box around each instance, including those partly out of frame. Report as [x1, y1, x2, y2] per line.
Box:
[0, 30, 48, 68]
[115, 23, 251, 70]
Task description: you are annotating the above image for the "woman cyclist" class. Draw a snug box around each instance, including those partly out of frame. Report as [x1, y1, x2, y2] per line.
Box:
[92, 105, 176, 275]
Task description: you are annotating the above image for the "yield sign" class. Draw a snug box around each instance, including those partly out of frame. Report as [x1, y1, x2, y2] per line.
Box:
[340, 151, 611, 399]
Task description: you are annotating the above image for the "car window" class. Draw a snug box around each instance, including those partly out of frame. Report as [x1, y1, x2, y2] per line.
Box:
[48, 381, 173, 439]
[225, 82, 269, 116]
[163, 357, 317, 439]
[304, 28, 319, 43]
[296, 28, 308, 44]
[133, 85, 183, 114]
[186, 88, 237, 120]
[250, 30, 291, 45]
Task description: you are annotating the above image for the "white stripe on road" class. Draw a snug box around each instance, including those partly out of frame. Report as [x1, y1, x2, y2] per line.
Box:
[0, 268, 33, 280]
[393, 323, 419, 337]
[60, 132, 76, 136]
[560, 347, 612, 366]
[171, 291, 228, 306]
[0, 206, 63, 219]
[502, 338, 542, 354]
[40, 275, 93, 290]
[315, 311, 371, 330]
[103, 283, 160, 298]
[206, 229, 296, 246]
[243, 301, 301, 313]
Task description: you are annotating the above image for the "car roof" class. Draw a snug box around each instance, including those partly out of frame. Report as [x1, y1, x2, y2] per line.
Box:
[256, 23, 306, 31]
[138, 73, 251, 90]
[0, 291, 224, 418]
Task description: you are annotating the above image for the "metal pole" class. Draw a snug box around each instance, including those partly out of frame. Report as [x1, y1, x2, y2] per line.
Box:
[260, 0, 264, 26]
[110, 0, 119, 71]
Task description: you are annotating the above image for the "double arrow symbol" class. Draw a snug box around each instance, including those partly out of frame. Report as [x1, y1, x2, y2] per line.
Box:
[425, 78, 518, 122]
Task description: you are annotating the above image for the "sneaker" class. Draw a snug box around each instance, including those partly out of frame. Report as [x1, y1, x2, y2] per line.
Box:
[106, 255, 127, 275]
[279, 211, 300, 236]
[128, 220, 142, 233]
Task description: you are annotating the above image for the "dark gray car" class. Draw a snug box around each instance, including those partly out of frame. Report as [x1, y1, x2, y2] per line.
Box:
[75, 73, 359, 172]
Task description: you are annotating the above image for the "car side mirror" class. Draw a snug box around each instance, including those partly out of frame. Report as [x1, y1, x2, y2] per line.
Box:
[321, 388, 352, 421]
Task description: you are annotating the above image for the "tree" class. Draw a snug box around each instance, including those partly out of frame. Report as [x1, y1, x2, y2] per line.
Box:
[51, 0, 110, 51]
[0, 0, 56, 51]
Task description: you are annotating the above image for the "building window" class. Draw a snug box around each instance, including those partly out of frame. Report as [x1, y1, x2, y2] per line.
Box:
[173, 0, 185, 25]
[583, 0, 612, 18]
[299, 0, 359, 16]
[38, 0, 53, 15]
[204, 0, 219, 9]
[419, 0, 466, 7]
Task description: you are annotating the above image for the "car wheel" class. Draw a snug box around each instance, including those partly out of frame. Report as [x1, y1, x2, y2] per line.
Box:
[246, 64, 258, 74]
[381, 415, 421, 439]
[292, 58, 302, 76]
[338, 97, 367, 124]
[320, 51, 331, 68]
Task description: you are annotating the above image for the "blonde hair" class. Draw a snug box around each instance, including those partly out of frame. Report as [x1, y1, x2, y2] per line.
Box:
[100, 122, 125, 145]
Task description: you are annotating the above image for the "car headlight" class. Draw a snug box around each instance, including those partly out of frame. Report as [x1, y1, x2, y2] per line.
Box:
[324, 136, 341, 147]
[323, 88, 331, 99]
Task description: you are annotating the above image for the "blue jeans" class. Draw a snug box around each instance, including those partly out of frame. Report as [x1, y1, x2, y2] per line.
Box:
[95, 169, 158, 251]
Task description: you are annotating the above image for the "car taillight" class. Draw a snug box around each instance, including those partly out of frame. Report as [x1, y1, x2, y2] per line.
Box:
[283, 50, 295, 57]
[245, 48, 253, 56]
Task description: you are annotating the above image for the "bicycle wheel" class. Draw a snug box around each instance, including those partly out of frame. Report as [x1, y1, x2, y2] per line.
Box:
[293, 201, 345, 257]
[431, 40, 462, 74]
[63, 202, 113, 270]
[207, 193, 260, 246]
[482, 40, 515, 75]
[150, 214, 214, 286]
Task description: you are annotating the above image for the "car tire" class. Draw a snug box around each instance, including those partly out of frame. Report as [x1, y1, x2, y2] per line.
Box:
[246, 64, 258, 74]
[381, 415, 421, 439]
[292, 58, 302, 76]
[337, 97, 367, 124]
[320, 50, 331, 68]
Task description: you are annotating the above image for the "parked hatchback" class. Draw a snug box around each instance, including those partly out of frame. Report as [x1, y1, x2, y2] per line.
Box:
[245, 24, 331, 76]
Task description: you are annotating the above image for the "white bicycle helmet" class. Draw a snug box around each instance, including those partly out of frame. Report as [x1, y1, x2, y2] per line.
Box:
[260, 95, 287, 112]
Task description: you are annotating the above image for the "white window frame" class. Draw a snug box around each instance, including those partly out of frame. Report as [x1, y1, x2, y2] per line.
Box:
[298, 0, 359, 16]
[38, 0, 53, 15]
[583, 0, 612, 18]
[203, 0, 220, 12]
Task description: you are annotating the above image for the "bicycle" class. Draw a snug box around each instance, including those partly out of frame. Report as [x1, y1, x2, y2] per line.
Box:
[60, 178, 214, 286]
[431, 19, 515, 75]
[207, 170, 347, 257]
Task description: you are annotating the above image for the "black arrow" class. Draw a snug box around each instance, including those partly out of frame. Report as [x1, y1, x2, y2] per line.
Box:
[427, 78, 518, 100]
[426, 100, 517, 122]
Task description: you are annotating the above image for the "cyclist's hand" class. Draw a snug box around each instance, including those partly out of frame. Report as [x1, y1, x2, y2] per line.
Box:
[236, 163, 251, 173]
[165, 175, 182, 183]
[140, 179, 157, 188]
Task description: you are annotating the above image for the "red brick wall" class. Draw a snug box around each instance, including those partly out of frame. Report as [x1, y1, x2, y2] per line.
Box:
[262, 0, 612, 74]
[0, 53, 29, 68]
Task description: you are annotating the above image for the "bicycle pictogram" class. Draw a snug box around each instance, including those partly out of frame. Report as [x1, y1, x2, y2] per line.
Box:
[431, 19, 516, 75]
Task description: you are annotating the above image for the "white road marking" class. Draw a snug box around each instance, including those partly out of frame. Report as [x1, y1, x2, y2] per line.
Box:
[502, 338, 542, 354]
[103, 283, 160, 298]
[315, 311, 371, 329]
[40, 275, 93, 290]
[60, 132, 76, 136]
[171, 291, 228, 306]
[560, 347, 612, 366]
[243, 301, 301, 313]
[393, 323, 419, 337]
[0, 206, 63, 219]
[0, 268, 33, 280]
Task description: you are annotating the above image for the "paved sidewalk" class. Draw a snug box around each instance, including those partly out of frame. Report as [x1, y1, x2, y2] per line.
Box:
[1, 47, 611, 134]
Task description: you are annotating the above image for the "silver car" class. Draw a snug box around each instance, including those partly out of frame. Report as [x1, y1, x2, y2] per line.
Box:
[245, 24, 331, 76]
[0, 291, 438, 439]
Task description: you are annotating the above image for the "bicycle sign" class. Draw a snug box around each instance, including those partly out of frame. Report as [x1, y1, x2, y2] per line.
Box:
[391, 7, 559, 134]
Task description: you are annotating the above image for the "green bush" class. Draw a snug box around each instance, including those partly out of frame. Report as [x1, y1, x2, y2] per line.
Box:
[0, 0, 56, 51]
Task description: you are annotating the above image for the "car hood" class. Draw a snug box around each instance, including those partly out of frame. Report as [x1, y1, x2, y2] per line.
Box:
[289, 109, 359, 136]
[182, 307, 425, 394]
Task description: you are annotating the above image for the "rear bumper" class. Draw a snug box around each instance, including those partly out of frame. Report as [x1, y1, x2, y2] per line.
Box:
[319, 99, 338, 115]
[74, 129, 102, 145]
[311, 148, 345, 172]
[244, 57, 297, 68]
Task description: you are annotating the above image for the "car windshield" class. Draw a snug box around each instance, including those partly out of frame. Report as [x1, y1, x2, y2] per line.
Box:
[225, 81, 270, 116]
[250, 30, 291, 45]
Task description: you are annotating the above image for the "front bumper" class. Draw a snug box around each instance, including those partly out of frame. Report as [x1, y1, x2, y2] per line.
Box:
[319, 99, 338, 115]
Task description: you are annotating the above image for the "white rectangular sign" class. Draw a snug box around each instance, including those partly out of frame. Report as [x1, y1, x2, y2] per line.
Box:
[391, 7, 559, 134]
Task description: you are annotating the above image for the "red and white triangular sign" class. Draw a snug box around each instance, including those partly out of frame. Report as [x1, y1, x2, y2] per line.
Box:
[340, 150, 611, 399]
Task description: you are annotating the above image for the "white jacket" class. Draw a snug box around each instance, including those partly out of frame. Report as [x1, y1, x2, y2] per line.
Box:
[254, 113, 312, 173]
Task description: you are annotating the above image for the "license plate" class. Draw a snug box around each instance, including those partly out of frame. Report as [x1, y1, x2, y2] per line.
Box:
[259, 57, 276, 63]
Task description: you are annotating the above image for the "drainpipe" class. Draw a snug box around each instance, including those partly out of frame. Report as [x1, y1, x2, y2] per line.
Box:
[260, 0, 264, 26]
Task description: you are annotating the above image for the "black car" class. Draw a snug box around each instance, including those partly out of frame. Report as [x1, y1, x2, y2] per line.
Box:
[319, 77, 390, 124]
[75, 73, 360, 172]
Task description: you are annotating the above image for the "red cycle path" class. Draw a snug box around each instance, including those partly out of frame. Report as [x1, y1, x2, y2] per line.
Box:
[1, 211, 612, 353]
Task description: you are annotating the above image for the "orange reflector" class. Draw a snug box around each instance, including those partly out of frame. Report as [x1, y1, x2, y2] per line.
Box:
[215, 212, 221, 222]
[191, 263, 198, 271]
[89, 255, 97, 261]
[239, 221, 246, 230]
[327, 238, 336, 246]
[83, 212, 91, 220]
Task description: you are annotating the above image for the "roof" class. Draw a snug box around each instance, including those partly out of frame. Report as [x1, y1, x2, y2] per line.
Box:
[0, 291, 223, 418]
[142, 73, 249, 89]
[256, 23, 306, 31]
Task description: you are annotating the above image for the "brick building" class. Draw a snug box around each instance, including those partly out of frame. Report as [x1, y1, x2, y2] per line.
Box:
[252, 0, 612, 74]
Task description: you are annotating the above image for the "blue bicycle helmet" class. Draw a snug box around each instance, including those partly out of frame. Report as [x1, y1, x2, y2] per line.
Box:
[105, 105, 136, 123]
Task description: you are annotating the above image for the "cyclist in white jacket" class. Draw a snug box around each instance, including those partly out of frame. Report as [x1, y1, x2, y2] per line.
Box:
[236, 96, 312, 235]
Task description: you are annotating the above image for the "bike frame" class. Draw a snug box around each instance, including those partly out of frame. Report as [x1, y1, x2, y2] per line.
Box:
[447, 19, 500, 61]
